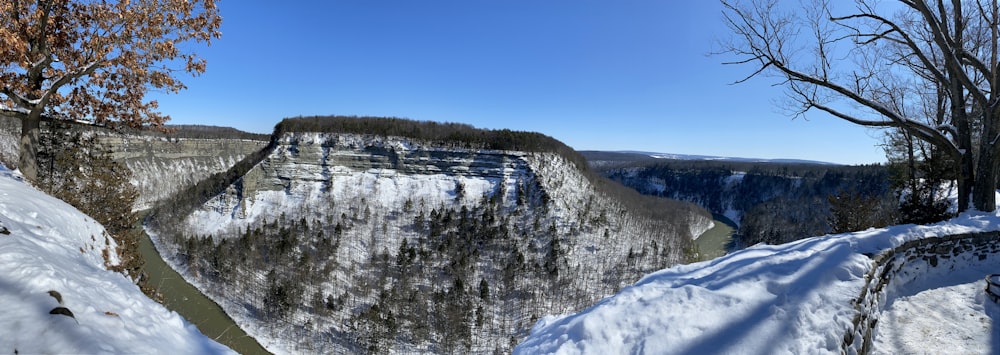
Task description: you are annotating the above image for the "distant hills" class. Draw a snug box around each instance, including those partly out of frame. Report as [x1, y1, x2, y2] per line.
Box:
[580, 150, 839, 166]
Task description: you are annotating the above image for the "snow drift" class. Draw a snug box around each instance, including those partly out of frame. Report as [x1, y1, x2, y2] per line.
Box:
[0, 166, 232, 354]
[517, 209, 1000, 354]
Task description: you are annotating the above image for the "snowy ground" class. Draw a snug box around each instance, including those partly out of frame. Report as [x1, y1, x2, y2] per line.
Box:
[872, 259, 1000, 354]
[0, 166, 232, 354]
[517, 209, 1000, 354]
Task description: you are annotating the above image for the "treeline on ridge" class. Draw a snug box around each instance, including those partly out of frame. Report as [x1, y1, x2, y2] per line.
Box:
[276, 115, 588, 171]
[152, 124, 271, 141]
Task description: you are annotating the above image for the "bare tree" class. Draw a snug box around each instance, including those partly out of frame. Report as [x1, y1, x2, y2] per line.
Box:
[0, 0, 221, 182]
[720, 0, 1000, 212]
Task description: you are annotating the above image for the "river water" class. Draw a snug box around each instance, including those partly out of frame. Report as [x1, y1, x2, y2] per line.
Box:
[695, 214, 738, 261]
[138, 231, 271, 354]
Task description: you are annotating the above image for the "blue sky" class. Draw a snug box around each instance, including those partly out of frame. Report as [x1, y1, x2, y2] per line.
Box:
[150, 0, 887, 165]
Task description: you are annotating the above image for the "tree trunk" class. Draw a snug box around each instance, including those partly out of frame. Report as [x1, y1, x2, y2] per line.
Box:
[18, 110, 41, 183]
[974, 112, 1000, 212]
[958, 152, 974, 212]
[953, 74, 974, 212]
[973, 153, 998, 212]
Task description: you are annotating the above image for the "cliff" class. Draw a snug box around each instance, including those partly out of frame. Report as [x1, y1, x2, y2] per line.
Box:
[207, 133, 535, 231]
[97, 134, 267, 210]
[0, 114, 269, 210]
[1, 113, 715, 354]
[149, 118, 713, 354]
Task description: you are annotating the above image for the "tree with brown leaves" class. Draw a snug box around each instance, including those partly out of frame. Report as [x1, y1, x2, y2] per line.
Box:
[0, 0, 221, 182]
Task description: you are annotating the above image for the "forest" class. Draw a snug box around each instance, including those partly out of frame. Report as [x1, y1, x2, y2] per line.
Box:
[590, 155, 898, 246]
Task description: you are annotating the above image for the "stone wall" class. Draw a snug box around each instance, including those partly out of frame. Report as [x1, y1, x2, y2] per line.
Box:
[841, 231, 1000, 354]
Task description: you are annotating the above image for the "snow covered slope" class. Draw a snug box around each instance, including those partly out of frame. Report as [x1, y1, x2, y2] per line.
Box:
[0, 166, 232, 354]
[516, 210, 1000, 354]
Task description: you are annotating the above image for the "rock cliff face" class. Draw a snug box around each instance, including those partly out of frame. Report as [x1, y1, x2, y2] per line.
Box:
[243, 133, 529, 191]
[97, 135, 267, 210]
[0, 114, 269, 210]
[154, 130, 712, 354]
[216, 133, 533, 226]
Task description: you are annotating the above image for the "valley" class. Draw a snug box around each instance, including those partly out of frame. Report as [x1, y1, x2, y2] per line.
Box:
[582, 151, 895, 247]
[695, 214, 737, 261]
[140, 116, 714, 354]
[0, 114, 938, 354]
[4, 2, 999, 354]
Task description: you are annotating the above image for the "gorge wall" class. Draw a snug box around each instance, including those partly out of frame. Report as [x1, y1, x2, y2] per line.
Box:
[99, 134, 267, 210]
[0, 114, 269, 210]
[584, 154, 893, 247]
[150, 128, 714, 354]
[2, 114, 717, 354]
[232, 133, 533, 219]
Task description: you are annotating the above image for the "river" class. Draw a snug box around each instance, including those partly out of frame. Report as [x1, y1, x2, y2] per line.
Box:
[695, 214, 738, 261]
[138, 230, 271, 355]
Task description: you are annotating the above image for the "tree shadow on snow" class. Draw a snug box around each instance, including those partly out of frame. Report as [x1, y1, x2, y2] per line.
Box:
[668, 238, 857, 355]
[984, 289, 1000, 354]
[877, 258, 1000, 354]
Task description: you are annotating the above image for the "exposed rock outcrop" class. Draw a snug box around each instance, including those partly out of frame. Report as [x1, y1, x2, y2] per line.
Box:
[0, 114, 269, 210]
[98, 135, 267, 210]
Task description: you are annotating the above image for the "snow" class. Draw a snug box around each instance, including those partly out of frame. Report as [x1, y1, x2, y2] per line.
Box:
[0, 165, 233, 354]
[690, 220, 715, 240]
[517, 208, 1000, 354]
[873, 282, 993, 354]
[0, 102, 29, 114]
[871, 240, 1000, 354]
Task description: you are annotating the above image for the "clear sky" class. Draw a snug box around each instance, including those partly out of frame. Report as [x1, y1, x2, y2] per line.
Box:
[149, 0, 888, 165]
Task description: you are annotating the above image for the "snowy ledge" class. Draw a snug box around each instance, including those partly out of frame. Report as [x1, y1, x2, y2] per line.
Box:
[844, 230, 1000, 354]
[515, 210, 1000, 354]
[0, 166, 233, 354]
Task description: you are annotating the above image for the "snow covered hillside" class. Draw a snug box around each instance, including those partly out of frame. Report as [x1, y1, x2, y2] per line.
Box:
[516, 210, 1000, 354]
[147, 122, 713, 354]
[0, 166, 232, 354]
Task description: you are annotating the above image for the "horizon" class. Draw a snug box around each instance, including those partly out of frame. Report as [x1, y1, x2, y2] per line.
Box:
[159, 115, 857, 166]
[149, 1, 889, 166]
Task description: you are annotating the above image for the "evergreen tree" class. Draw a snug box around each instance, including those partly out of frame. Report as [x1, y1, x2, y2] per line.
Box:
[885, 129, 953, 224]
